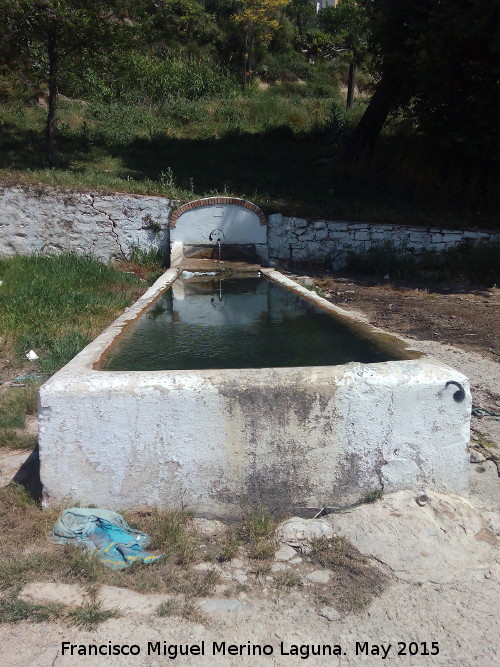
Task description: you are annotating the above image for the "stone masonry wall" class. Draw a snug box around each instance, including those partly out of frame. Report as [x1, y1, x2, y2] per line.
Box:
[0, 187, 171, 261]
[1, 186, 498, 268]
[267, 214, 500, 270]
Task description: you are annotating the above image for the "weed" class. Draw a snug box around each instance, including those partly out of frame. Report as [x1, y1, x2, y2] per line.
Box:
[144, 216, 162, 233]
[216, 529, 240, 563]
[62, 550, 104, 584]
[239, 505, 278, 543]
[157, 599, 178, 617]
[144, 509, 195, 565]
[184, 569, 220, 598]
[178, 600, 207, 624]
[129, 246, 165, 276]
[309, 536, 364, 575]
[274, 571, 303, 589]
[250, 562, 272, 578]
[0, 429, 37, 450]
[66, 599, 119, 630]
[362, 489, 384, 504]
[238, 505, 279, 561]
[0, 594, 65, 623]
[0, 386, 39, 429]
[247, 539, 276, 561]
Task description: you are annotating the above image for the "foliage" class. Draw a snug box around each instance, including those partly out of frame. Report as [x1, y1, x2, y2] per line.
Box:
[0, 595, 65, 623]
[346, 0, 500, 160]
[232, 0, 291, 82]
[0, 0, 127, 164]
[344, 241, 500, 287]
[318, 0, 371, 64]
[66, 599, 119, 630]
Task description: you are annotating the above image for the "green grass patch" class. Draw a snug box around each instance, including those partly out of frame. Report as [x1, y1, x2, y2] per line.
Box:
[0, 253, 144, 371]
[0, 594, 65, 623]
[0, 385, 38, 429]
[0, 429, 38, 450]
[66, 599, 119, 630]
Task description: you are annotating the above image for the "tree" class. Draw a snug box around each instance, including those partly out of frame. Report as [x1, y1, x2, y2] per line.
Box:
[1, 1, 125, 166]
[232, 0, 290, 84]
[318, 0, 371, 108]
[345, 0, 500, 159]
[286, 0, 316, 35]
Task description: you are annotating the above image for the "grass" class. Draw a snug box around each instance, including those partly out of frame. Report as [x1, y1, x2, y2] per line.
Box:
[274, 571, 303, 589]
[66, 598, 119, 631]
[1, 94, 497, 228]
[0, 384, 39, 448]
[0, 253, 152, 454]
[0, 484, 221, 605]
[0, 429, 38, 450]
[0, 253, 145, 372]
[157, 599, 206, 624]
[128, 509, 196, 565]
[0, 594, 65, 623]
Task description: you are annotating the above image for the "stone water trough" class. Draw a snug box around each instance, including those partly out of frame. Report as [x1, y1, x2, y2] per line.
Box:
[38, 199, 471, 517]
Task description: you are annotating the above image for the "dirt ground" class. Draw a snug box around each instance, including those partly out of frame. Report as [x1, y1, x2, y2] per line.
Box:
[0, 275, 499, 666]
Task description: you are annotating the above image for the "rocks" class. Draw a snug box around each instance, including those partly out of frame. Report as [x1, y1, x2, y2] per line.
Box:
[232, 569, 248, 585]
[274, 545, 298, 562]
[319, 606, 341, 622]
[192, 562, 222, 573]
[470, 449, 486, 463]
[332, 490, 499, 583]
[265, 215, 499, 270]
[305, 570, 331, 584]
[191, 518, 226, 536]
[271, 563, 289, 572]
[276, 517, 335, 546]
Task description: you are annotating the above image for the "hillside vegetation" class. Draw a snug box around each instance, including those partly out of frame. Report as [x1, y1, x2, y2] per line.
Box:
[0, 0, 498, 228]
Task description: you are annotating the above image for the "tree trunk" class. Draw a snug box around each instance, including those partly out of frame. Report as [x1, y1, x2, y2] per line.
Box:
[346, 61, 356, 109]
[343, 75, 409, 158]
[45, 31, 58, 167]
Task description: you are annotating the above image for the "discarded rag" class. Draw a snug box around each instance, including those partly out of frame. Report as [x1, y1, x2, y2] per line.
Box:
[50, 507, 163, 570]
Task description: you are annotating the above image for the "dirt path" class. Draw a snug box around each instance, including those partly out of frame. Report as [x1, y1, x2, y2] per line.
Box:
[0, 277, 499, 666]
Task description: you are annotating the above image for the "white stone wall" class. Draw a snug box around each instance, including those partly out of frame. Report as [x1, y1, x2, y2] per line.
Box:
[1, 186, 497, 269]
[0, 186, 171, 261]
[268, 214, 500, 269]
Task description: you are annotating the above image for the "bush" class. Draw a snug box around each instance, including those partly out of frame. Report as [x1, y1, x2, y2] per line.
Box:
[344, 240, 500, 287]
[258, 51, 312, 83]
[62, 52, 239, 105]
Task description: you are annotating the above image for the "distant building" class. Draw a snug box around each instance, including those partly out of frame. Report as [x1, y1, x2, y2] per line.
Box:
[315, 0, 339, 12]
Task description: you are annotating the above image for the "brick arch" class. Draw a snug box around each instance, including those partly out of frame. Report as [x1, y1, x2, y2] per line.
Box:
[169, 197, 267, 228]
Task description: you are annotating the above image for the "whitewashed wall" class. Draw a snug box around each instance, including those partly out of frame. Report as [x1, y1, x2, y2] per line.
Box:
[0, 186, 171, 261]
[1, 186, 498, 269]
[267, 214, 500, 269]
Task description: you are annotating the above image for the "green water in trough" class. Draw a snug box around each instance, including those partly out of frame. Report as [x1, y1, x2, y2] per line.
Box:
[100, 276, 406, 371]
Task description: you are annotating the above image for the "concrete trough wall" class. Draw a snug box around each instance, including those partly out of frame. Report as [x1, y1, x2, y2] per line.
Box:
[38, 270, 471, 517]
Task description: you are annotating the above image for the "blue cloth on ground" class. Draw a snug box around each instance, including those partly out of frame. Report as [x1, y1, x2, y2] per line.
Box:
[50, 507, 163, 570]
